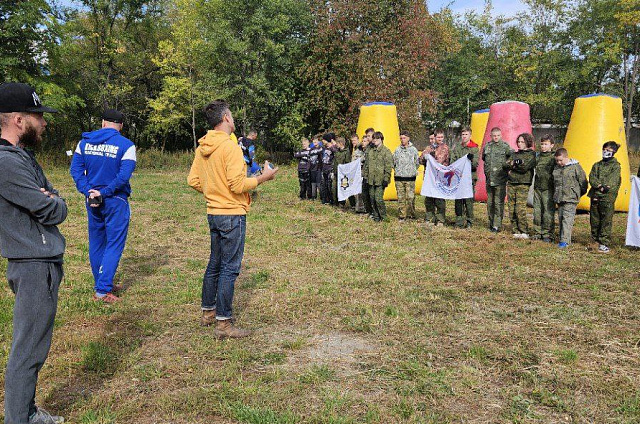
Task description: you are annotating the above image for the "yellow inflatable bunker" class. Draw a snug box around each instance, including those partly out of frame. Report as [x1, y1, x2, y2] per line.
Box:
[470, 109, 490, 148]
[563, 94, 631, 212]
[355, 102, 425, 200]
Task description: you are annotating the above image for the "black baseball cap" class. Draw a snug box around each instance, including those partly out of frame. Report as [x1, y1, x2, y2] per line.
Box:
[0, 82, 58, 113]
[102, 109, 125, 124]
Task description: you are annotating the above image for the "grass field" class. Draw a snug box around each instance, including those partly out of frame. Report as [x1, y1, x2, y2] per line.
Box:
[0, 159, 639, 423]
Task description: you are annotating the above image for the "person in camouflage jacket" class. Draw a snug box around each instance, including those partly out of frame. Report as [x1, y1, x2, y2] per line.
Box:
[588, 141, 622, 253]
[393, 131, 419, 220]
[553, 148, 588, 247]
[532, 135, 556, 242]
[507, 133, 536, 238]
[482, 127, 512, 231]
[363, 131, 393, 221]
[450, 127, 479, 228]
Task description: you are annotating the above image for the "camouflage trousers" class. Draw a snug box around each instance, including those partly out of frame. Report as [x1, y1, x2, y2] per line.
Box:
[362, 181, 373, 214]
[508, 184, 530, 234]
[369, 184, 387, 220]
[425, 197, 446, 224]
[533, 188, 555, 239]
[486, 184, 506, 230]
[396, 180, 416, 219]
[454, 198, 474, 227]
[558, 202, 577, 244]
[590, 198, 615, 246]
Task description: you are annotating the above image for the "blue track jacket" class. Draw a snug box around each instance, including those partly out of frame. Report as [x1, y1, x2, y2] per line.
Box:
[70, 128, 137, 198]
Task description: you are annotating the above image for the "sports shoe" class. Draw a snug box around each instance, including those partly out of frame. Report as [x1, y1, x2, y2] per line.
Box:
[558, 242, 568, 248]
[512, 233, 522, 239]
[531, 234, 542, 240]
[29, 407, 64, 424]
[598, 244, 610, 253]
[520, 233, 529, 240]
[93, 292, 120, 303]
[490, 227, 499, 233]
[435, 222, 444, 227]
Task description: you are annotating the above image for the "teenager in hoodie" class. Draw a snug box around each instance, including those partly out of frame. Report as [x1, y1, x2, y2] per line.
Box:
[588, 141, 622, 253]
[552, 148, 588, 248]
[450, 126, 479, 228]
[0, 83, 67, 424]
[188, 100, 277, 338]
[70, 109, 136, 304]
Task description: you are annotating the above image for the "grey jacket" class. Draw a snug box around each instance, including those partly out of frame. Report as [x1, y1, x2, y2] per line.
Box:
[0, 144, 67, 260]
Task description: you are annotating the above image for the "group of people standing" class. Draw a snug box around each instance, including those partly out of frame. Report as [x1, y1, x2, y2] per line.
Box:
[294, 126, 627, 253]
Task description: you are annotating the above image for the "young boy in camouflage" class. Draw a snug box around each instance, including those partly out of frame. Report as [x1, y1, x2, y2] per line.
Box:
[533, 135, 556, 242]
[293, 138, 311, 199]
[393, 130, 420, 220]
[483, 127, 512, 232]
[507, 133, 536, 239]
[588, 141, 622, 253]
[450, 126, 479, 228]
[553, 148, 588, 248]
[332, 136, 352, 208]
[421, 128, 449, 226]
[361, 128, 375, 216]
[363, 131, 393, 222]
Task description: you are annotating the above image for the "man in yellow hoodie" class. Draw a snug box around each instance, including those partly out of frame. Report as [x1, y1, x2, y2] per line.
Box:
[188, 100, 277, 338]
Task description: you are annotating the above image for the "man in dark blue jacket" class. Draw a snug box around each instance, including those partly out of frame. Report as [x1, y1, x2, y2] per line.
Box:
[70, 109, 136, 303]
[0, 82, 67, 424]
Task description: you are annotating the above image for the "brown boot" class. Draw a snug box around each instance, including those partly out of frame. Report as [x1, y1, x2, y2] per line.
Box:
[201, 310, 216, 327]
[214, 319, 252, 339]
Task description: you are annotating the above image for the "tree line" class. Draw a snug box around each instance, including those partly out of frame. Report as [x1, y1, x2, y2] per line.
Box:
[1, 0, 638, 153]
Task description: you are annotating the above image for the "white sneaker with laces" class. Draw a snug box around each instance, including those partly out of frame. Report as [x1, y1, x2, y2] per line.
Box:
[598, 244, 610, 253]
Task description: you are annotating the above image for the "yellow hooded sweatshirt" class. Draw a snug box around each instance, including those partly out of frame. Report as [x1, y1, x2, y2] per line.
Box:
[188, 130, 258, 215]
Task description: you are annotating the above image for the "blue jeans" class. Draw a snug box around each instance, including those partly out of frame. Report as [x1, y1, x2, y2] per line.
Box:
[202, 215, 246, 319]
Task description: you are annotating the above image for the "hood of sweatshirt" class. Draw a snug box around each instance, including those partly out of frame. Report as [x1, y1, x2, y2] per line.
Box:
[81, 127, 121, 145]
[198, 130, 230, 158]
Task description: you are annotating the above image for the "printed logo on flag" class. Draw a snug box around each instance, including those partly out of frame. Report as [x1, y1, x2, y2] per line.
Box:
[340, 175, 350, 190]
[436, 168, 463, 195]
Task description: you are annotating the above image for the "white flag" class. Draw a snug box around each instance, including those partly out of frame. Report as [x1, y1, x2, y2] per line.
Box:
[625, 176, 640, 247]
[337, 159, 362, 201]
[420, 154, 474, 200]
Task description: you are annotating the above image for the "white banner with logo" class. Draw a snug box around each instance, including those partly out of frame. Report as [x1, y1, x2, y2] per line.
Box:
[625, 176, 640, 247]
[420, 154, 474, 200]
[337, 159, 363, 201]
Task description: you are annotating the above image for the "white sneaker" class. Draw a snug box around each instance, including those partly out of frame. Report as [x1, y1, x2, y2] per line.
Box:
[29, 408, 64, 424]
[598, 244, 610, 253]
[512, 233, 521, 239]
[520, 233, 529, 239]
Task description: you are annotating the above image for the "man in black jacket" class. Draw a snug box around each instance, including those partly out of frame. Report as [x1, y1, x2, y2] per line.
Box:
[0, 83, 67, 424]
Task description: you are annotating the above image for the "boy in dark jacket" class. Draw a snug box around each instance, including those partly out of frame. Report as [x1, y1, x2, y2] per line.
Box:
[293, 138, 311, 199]
[308, 135, 323, 200]
[588, 141, 622, 253]
[320, 133, 336, 205]
[553, 148, 588, 248]
[508, 133, 536, 238]
[533, 135, 556, 242]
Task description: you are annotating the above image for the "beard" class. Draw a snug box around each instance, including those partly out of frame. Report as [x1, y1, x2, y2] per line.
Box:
[19, 120, 43, 150]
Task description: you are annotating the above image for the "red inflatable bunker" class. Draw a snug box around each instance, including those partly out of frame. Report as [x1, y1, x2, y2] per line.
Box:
[474, 101, 533, 201]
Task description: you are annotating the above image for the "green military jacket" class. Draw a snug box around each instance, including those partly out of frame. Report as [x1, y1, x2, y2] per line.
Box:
[534, 151, 555, 191]
[482, 139, 512, 186]
[363, 143, 393, 186]
[587, 158, 621, 203]
[508, 149, 536, 185]
[552, 159, 588, 204]
[450, 141, 480, 182]
[332, 147, 352, 174]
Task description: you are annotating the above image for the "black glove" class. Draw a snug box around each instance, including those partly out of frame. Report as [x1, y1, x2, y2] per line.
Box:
[467, 153, 474, 161]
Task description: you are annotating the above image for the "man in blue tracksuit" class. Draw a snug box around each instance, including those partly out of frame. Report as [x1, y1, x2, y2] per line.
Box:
[70, 109, 136, 303]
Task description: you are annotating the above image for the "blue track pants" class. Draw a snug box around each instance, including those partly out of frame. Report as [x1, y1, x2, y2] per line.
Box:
[87, 196, 130, 294]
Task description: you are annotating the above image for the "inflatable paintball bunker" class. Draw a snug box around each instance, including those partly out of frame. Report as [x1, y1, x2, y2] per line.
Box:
[470, 109, 490, 148]
[564, 94, 631, 212]
[355, 102, 423, 200]
[475, 101, 533, 201]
